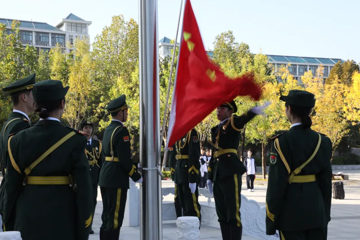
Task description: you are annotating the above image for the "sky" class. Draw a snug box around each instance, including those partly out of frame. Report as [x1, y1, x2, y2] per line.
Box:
[1, 0, 359, 62]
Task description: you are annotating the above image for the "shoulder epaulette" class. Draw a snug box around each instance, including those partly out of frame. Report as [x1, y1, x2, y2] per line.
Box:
[270, 131, 287, 140]
[66, 126, 87, 135]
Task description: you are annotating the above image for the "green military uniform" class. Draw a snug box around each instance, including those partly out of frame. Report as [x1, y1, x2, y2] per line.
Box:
[99, 95, 141, 240]
[3, 80, 93, 240]
[208, 101, 257, 240]
[0, 73, 35, 174]
[0, 74, 35, 217]
[266, 90, 332, 240]
[168, 145, 182, 218]
[80, 120, 103, 234]
[171, 129, 201, 221]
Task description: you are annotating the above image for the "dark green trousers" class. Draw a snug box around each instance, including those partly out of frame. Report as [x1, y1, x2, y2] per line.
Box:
[174, 185, 183, 218]
[280, 226, 328, 240]
[213, 174, 242, 227]
[177, 183, 201, 220]
[89, 184, 98, 230]
[100, 187, 127, 237]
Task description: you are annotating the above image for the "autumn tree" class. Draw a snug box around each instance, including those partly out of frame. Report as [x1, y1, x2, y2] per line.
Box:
[302, 66, 349, 158]
[62, 39, 95, 128]
[326, 60, 359, 85]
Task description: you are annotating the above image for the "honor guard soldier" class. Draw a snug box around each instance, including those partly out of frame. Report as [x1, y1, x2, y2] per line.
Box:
[266, 90, 332, 240]
[207, 100, 269, 240]
[0, 73, 36, 175]
[99, 95, 142, 240]
[0, 73, 36, 217]
[80, 120, 103, 234]
[3, 80, 93, 240]
[168, 145, 183, 218]
[170, 129, 201, 223]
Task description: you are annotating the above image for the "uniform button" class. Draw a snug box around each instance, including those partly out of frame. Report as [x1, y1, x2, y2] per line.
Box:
[217, 158, 219, 161]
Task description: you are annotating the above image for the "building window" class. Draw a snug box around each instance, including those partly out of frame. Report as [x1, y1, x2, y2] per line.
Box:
[323, 66, 329, 77]
[69, 35, 74, 45]
[55, 35, 65, 45]
[67, 23, 87, 34]
[298, 65, 307, 76]
[21, 31, 32, 41]
[38, 33, 49, 42]
[288, 65, 297, 75]
[309, 66, 318, 75]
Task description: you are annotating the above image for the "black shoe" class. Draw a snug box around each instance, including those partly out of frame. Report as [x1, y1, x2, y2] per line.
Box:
[89, 229, 94, 234]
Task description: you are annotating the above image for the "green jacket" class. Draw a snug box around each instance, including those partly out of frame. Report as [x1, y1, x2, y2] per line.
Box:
[266, 125, 332, 234]
[85, 138, 103, 185]
[0, 112, 31, 170]
[99, 120, 141, 189]
[3, 120, 93, 240]
[208, 112, 256, 182]
[171, 129, 200, 184]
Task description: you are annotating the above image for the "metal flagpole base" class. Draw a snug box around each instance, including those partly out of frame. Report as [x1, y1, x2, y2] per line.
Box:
[176, 216, 200, 240]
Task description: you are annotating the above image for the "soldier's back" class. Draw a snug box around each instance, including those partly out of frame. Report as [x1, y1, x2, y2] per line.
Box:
[6, 120, 89, 240]
[276, 125, 332, 231]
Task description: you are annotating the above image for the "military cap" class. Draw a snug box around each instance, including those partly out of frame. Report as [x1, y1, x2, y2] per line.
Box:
[105, 94, 129, 113]
[220, 100, 237, 113]
[280, 90, 315, 108]
[32, 80, 69, 103]
[2, 73, 36, 94]
[80, 120, 94, 130]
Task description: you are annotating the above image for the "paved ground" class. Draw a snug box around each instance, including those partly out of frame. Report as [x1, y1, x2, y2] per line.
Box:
[89, 170, 360, 240]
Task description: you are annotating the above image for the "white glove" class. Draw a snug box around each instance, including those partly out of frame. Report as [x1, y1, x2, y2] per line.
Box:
[189, 183, 197, 194]
[207, 180, 213, 195]
[251, 101, 271, 115]
[136, 177, 143, 183]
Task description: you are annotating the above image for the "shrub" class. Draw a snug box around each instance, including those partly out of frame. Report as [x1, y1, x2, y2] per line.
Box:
[332, 153, 360, 165]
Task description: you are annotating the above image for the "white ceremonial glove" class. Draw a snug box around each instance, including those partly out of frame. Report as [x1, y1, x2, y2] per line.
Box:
[189, 183, 197, 194]
[251, 101, 271, 116]
[136, 177, 143, 183]
[207, 180, 213, 195]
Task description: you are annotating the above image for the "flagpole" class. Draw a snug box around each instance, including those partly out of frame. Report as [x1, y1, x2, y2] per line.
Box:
[139, 0, 161, 239]
[161, 0, 185, 169]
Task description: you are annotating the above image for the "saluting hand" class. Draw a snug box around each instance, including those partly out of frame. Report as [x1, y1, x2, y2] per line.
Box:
[251, 101, 271, 116]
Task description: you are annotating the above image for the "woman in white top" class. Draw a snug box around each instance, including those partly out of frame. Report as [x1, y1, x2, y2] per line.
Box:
[244, 149, 256, 192]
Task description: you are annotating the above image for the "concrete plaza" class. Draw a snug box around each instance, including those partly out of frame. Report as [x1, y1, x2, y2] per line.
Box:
[90, 170, 360, 240]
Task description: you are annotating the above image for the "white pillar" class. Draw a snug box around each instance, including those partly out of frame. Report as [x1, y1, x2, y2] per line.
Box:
[176, 216, 200, 240]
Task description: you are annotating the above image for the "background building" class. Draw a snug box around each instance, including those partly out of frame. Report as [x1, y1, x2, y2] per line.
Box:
[159, 36, 344, 80]
[0, 13, 91, 54]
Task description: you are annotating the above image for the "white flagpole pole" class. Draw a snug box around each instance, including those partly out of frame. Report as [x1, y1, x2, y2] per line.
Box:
[139, 0, 161, 239]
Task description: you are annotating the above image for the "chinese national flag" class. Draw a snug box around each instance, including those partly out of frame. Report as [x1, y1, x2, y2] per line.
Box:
[167, 0, 262, 147]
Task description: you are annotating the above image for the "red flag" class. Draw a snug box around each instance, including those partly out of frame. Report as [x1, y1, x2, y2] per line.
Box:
[167, 0, 262, 147]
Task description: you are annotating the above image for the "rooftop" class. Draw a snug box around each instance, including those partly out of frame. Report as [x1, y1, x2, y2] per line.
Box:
[0, 18, 63, 32]
[65, 13, 85, 21]
[267, 55, 344, 65]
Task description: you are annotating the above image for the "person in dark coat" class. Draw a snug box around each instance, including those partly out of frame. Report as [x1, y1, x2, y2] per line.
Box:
[266, 90, 332, 240]
[99, 95, 142, 240]
[80, 120, 103, 234]
[3, 80, 93, 240]
[207, 100, 269, 240]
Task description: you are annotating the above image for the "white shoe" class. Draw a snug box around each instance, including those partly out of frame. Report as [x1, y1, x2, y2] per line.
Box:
[251, 189, 254, 192]
[248, 189, 251, 192]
